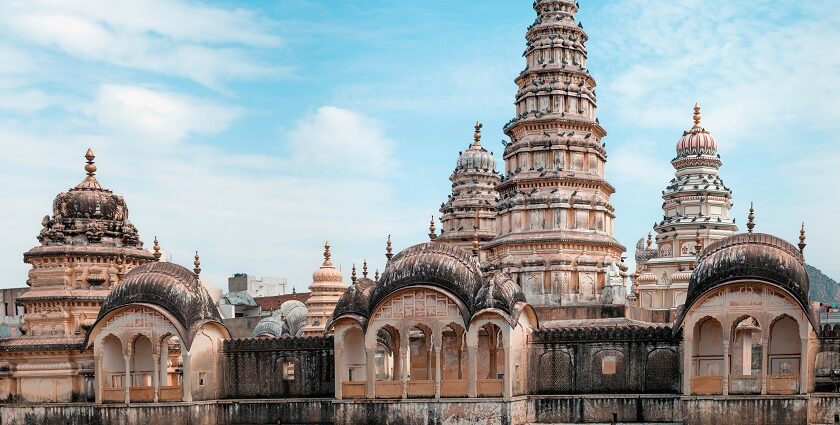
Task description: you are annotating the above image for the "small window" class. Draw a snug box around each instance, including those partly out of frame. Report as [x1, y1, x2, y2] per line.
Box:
[602, 356, 617, 375]
[198, 372, 206, 386]
[283, 361, 295, 380]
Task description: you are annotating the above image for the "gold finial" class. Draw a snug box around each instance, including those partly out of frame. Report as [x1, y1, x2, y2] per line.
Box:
[193, 251, 201, 278]
[428, 216, 437, 240]
[472, 234, 480, 258]
[362, 260, 368, 278]
[385, 235, 393, 261]
[84, 148, 97, 177]
[323, 240, 333, 266]
[473, 121, 483, 146]
[692, 103, 702, 129]
[798, 222, 807, 254]
[153, 236, 161, 261]
[646, 232, 653, 249]
[351, 263, 357, 283]
[747, 202, 755, 233]
[374, 269, 380, 282]
[694, 229, 703, 255]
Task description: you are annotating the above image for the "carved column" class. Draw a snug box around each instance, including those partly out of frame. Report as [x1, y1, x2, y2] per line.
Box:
[365, 348, 376, 398]
[123, 354, 131, 404]
[800, 338, 808, 394]
[722, 340, 729, 396]
[152, 353, 160, 403]
[434, 346, 441, 399]
[467, 345, 477, 397]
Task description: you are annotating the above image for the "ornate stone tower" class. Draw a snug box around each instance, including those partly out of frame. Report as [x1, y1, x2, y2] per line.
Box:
[485, 0, 626, 316]
[633, 105, 736, 316]
[438, 122, 500, 252]
[0, 149, 155, 402]
[301, 241, 347, 336]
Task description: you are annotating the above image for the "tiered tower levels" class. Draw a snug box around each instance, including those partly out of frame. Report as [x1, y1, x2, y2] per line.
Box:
[485, 0, 626, 312]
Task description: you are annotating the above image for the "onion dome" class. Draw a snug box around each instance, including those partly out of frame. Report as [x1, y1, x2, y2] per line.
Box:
[36, 149, 145, 249]
[674, 232, 819, 331]
[676, 104, 718, 155]
[94, 261, 225, 349]
[456, 122, 496, 172]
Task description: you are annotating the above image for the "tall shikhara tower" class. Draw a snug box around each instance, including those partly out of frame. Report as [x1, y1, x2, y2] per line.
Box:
[485, 0, 626, 316]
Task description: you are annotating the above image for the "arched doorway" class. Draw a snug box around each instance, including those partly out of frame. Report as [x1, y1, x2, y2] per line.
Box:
[440, 323, 467, 397]
[408, 324, 434, 398]
[158, 334, 183, 402]
[729, 316, 762, 394]
[338, 326, 366, 399]
[373, 325, 401, 398]
[129, 335, 154, 402]
[476, 322, 504, 397]
[768, 315, 802, 394]
[100, 335, 126, 403]
[691, 317, 723, 395]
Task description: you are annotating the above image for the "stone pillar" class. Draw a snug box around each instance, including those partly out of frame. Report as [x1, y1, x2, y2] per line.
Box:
[335, 347, 344, 400]
[123, 354, 131, 404]
[467, 345, 477, 398]
[761, 340, 768, 395]
[182, 352, 192, 402]
[682, 338, 692, 395]
[152, 353, 160, 403]
[434, 346, 441, 399]
[503, 344, 513, 399]
[365, 348, 376, 398]
[95, 354, 103, 404]
[160, 342, 169, 385]
[722, 340, 729, 396]
[401, 345, 409, 399]
[800, 338, 808, 394]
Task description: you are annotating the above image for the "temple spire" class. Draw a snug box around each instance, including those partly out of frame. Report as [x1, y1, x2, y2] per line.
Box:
[193, 251, 201, 279]
[747, 202, 755, 233]
[351, 263, 357, 284]
[798, 222, 807, 254]
[362, 260, 368, 278]
[428, 216, 437, 240]
[385, 235, 393, 261]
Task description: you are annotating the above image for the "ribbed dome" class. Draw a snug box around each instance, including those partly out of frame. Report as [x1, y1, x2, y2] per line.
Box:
[276, 300, 308, 336]
[252, 316, 286, 338]
[37, 149, 144, 249]
[96, 261, 224, 348]
[676, 104, 718, 156]
[457, 144, 496, 172]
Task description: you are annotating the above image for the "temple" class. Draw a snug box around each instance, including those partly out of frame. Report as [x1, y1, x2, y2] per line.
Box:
[0, 1, 838, 424]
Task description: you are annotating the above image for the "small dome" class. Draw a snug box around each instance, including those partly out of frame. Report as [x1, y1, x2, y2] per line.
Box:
[675, 104, 718, 156]
[313, 242, 343, 283]
[456, 122, 496, 172]
[37, 149, 146, 249]
[275, 300, 308, 336]
[96, 261, 224, 348]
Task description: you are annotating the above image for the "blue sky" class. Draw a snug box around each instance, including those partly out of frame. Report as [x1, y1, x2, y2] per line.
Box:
[0, 0, 838, 291]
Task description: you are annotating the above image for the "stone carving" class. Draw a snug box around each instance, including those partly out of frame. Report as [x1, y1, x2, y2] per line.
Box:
[372, 289, 460, 320]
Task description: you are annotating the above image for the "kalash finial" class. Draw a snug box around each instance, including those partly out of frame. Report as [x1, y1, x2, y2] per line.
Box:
[84, 148, 97, 178]
[747, 202, 756, 233]
[153, 236, 162, 261]
[692, 103, 702, 129]
[323, 240, 333, 267]
[193, 251, 201, 278]
[362, 260, 368, 278]
[351, 263, 357, 283]
[646, 232, 653, 249]
[473, 121, 483, 146]
[374, 269, 380, 282]
[472, 234, 480, 259]
[385, 235, 393, 261]
[428, 216, 437, 240]
[798, 222, 807, 254]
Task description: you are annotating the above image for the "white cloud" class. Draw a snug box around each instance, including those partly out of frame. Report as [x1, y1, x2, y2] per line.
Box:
[0, 0, 284, 88]
[90, 84, 242, 143]
[285, 106, 396, 176]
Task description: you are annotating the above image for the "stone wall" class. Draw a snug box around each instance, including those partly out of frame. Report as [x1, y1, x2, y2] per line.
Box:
[527, 395, 680, 423]
[528, 325, 682, 394]
[333, 398, 529, 425]
[222, 336, 334, 399]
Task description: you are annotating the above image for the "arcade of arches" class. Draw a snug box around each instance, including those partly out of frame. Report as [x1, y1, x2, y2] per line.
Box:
[333, 288, 533, 399]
